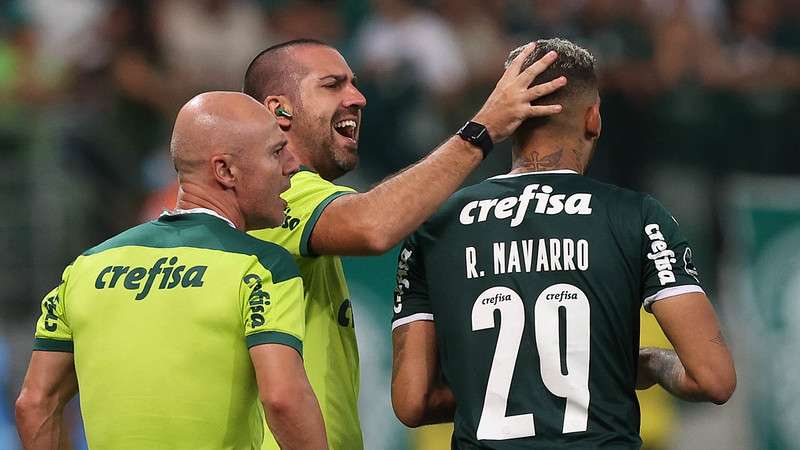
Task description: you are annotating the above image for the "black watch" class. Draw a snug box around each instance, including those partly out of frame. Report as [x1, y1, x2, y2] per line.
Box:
[457, 121, 493, 159]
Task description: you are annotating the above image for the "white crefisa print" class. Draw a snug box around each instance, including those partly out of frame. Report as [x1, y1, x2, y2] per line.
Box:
[460, 184, 593, 227]
[471, 284, 591, 441]
[644, 223, 677, 285]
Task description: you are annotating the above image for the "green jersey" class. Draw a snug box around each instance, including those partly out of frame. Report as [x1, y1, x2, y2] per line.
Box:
[392, 170, 704, 449]
[250, 169, 362, 450]
[33, 211, 305, 450]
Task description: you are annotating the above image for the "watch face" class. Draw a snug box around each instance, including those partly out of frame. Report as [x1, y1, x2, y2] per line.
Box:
[457, 121, 492, 157]
[461, 122, 485, 140]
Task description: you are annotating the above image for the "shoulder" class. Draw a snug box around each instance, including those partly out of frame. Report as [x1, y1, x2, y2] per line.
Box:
[288, 169, 356, 196]
[419, 180, 499, 234]
[84, 216, 300, 283]
[542, 175, 647, 213]
[203, 226, 300, 283]
[558, 175, 638, 198]
[82, 221, 161, 256]
[282, 169, 356, 213]
[439, 180, 499, 213]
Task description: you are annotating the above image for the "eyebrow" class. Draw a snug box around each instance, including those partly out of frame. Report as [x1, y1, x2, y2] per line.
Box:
[319, 74, 358, 84]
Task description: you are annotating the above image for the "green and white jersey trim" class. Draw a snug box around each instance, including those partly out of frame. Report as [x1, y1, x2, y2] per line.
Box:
[643, 285, 705, 312]
[391, 312, 434, 331]
[160, 207, 236, 228]
[488, 169, 579, 180]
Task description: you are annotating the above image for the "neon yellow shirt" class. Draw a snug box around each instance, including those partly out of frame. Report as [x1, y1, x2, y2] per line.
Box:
[33, 212, 305, 450]
[250, 169, 362, 450]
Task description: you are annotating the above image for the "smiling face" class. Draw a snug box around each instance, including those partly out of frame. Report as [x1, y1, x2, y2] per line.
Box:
[288, 45, 367, 180]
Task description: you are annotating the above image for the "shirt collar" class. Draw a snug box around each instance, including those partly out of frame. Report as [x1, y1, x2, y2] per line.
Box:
[160, 207, 236, 228]
[488, 169, 579, 180]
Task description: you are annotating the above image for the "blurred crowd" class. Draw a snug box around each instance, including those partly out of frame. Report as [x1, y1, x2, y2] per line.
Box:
[2, 0, 800, 334]
[1, 1, 798, 447]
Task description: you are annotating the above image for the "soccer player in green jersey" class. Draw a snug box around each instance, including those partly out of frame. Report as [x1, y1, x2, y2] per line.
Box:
[242, 39, 567, 449]
[390, 39, 737, 449]
[15, 92, 328, 450]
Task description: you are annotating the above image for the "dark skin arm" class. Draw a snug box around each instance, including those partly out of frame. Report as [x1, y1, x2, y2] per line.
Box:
[391, 321, 455, 427]
[15, 351, 77, 450]
[310, 46, 567, 256]
[637, 292, 736, 404]
[250, 344, 328, 449]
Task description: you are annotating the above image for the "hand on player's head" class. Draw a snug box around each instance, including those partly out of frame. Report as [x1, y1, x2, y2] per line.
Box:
[472, 42, 566, 144]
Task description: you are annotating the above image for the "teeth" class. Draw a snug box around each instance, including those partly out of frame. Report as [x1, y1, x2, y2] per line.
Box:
[334, 120, 357, 129]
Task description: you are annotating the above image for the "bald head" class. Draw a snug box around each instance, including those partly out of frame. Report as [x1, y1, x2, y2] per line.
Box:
[171, 91, 276, 180]
[169, 91, 297, 231]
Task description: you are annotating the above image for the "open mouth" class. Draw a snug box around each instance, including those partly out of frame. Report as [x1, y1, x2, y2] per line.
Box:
[333, 119, 358, 141]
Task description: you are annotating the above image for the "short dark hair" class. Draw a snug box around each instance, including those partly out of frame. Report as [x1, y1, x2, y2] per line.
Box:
[505, 38, 598, 106]
[243, 38, 331, 103]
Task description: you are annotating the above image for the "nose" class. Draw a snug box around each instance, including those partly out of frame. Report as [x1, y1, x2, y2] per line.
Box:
[283, 148, 300, 176]
[343, 84, 367, 109]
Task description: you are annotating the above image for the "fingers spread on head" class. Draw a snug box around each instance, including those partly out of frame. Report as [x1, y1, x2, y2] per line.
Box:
[521, 51, 559, 84]
[504, 42, 537, 78]
[527, 76, 567, 101]
[528, 104, 563, 118]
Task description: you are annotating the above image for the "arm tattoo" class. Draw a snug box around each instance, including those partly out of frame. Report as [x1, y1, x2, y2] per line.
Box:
[710, 331, 726, 346]
[645, 347, 706, 402]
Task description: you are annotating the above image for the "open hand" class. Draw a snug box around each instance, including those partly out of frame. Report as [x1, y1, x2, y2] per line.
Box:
[472, 43, 566, 143]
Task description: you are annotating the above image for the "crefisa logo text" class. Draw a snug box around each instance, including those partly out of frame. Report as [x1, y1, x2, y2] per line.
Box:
[460, 183, 592, 227]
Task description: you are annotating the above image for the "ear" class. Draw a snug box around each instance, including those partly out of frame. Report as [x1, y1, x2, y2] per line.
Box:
[584, 102, 601, 141]
[265, 95, 293, 130]
[211, 154, 236, 189]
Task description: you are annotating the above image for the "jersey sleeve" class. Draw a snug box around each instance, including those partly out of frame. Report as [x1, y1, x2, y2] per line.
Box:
[241, 259, 306, 356]
[248, 170, 356, 257]
[640, 195, 705, 312]
[391, 233, 434, 330]
[33, 265, 74, 352]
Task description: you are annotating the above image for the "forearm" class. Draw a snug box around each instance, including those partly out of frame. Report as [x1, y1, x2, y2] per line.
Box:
[15, 398, 69, 450]
[361, 136, 482, 238]
[263, 390, 328, 450]
[315, 136, 482, 255]
[415, 383, 456, 426]
[637, 347, 709, 402]
[392, 323, 453, 427]
[16, 352, 77, 450]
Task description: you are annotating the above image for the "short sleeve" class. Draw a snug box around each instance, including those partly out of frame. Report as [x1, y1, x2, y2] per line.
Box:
[249, 170, 356, 257]
[641, 195, 705, 312]
[391, 233, 433, 330]
[33, 265, 74, 352]
[241, 261, 306, 356]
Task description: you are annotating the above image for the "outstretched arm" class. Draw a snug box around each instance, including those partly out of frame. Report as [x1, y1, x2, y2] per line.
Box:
[391, 321, 455, 427]
[311, 45, 567, 255]
[250, 344, 328, 450]
[15, 351, 77, 450]
[638, 292, 736, 404]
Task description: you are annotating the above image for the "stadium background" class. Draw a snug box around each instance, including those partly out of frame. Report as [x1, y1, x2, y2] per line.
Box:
[1, 0, 799, 448]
